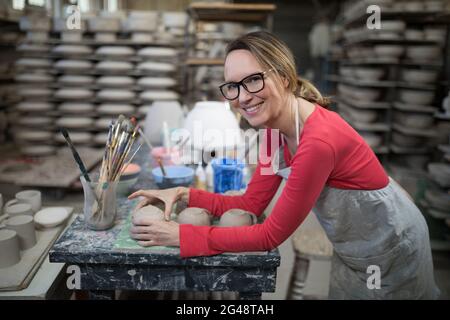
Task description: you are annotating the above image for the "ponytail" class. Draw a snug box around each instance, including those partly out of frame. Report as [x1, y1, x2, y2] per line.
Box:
[296, 77, 331, 108]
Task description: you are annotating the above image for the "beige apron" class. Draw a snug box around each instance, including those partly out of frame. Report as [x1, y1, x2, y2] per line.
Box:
[273, 105, 440, 299]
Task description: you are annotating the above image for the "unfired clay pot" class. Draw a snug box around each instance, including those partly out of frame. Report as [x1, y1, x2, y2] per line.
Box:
[133, 205, 164, 221]
[219, 209, 257, 227]
[0, 229, 20, 268]
[177, 207, 211, 226]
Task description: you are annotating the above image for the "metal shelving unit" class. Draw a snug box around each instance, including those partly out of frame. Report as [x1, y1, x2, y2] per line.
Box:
[183, 2, 276, 105]
[327, 2, 450, 164]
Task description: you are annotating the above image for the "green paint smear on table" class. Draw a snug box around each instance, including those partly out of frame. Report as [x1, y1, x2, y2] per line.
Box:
[113, 212, 177, 251]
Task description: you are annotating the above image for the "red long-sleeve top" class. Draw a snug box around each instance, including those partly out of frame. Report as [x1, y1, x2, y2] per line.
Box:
[179, 104, 389, 257]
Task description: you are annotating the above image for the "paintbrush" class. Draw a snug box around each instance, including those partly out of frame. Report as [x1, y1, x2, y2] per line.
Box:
[138, 127, 154, 152]
[157, 157, 167, 177]
[60, 127, 91, 182]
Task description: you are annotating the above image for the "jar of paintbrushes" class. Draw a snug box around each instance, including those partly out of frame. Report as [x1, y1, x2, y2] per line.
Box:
[80, 115, 142, 230]
[81, 177, 118, 230]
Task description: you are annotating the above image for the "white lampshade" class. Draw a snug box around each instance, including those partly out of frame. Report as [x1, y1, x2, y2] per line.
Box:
[183, 101, 242, 152]
[144, 101, 184, 145]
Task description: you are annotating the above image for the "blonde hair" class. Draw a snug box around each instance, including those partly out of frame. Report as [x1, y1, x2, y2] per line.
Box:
[226, 31, 331, 107]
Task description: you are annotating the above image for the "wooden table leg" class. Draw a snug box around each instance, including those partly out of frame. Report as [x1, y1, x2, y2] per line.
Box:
[239, 292, 262, 300]
[87, 290, 115, 300]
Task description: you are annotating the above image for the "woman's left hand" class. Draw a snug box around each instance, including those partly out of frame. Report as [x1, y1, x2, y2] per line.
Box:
[130, 215, 180, 247]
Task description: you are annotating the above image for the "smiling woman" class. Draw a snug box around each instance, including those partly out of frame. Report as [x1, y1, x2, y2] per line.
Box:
[129, 31, 439, 300]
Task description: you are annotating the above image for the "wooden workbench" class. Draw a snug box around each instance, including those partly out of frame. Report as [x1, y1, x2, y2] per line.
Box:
[48, 146, 280, 300]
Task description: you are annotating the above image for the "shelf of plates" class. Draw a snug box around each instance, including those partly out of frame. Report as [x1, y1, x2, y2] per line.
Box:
[327, 0, 450, 166]
[12, 12, 186, 157]
[183, 3, 276, 106]
[421, 90, 450, 243]
[0, 16, 22, 145]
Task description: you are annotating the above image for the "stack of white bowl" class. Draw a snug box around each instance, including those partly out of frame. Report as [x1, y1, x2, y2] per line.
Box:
[391, 38, 440, 163]
[13, 15, 56, 156]
[51, 17, 97, 150]
[160, 11, 189, 44]
[424, 159, 450, 223]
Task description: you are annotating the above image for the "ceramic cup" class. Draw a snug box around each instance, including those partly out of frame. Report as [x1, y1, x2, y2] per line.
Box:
[177, 207, 211, 226]
[16, 190, 41, 213]
[6, 215, 36, 250]
[4, 202, 33, 217]
[0, 229, 21, 268]
[4, 190, 41, 214]
[133, 205, 165, 221]
[219, 209, 257, 227]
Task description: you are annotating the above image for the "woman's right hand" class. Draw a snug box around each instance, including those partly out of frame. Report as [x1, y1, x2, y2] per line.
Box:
[128, 187, 189, 221]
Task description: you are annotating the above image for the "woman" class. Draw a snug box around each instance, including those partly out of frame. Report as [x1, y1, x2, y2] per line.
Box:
[128, 31, 439, 299]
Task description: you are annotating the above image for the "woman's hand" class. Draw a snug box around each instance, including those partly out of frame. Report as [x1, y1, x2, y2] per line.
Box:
[128, 187, 189, 221]
[130, 215, 180, 247]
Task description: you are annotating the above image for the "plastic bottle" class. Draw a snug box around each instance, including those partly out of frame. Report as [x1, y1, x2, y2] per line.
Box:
[205, 161, 214, 192]
[195, 162, 206, 190]
[242, 165, 250, 190]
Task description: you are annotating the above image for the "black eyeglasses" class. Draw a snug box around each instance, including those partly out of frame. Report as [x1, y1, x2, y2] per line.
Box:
[219, 69, 273, 101]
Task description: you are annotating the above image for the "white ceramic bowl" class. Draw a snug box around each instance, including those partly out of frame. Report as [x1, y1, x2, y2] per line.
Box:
[96, 76, 135, 87]
[123, 12, 158, 32]
[140, 90, 179, 101]
[55, 117, 94, 129]
[404, 29, 424, 40]
[54, 59, 93, 70]
[349, 108, 378, 123]
[15, 73, 53, 83]
[20, 145, 56, 156]
[97, 89, 135, 101]
[94, 133, 109, 145]
[130, 32, 154, 43]
[394, 112, 434, 129]
[18, 87, 53, 98]
[15, 58, 52, 68]
[401, 69, 438, 84]
[54, 88, 94, 100]
[162, 11, 188, 28]
[380, 20, 406, 32]
[351, 88, 382, 102]
[58, 75, 95, 86]
[97, 104, 135, 115]
[95, 118, 114, 129]
[391, 132, 426, 147]
[61, 31, 83, 42]
[52, 45, 92, 55]
[354, 67, 385, 81]
[16, 102, 54, 112]
[137, 62, 176, 73]
[399, 89, 434, 105]
[374, 45, 404, 58]
[94, 32, 117, 42]
[88, 17, 121, 32]
[406, 46, 441, 61]
[137, 77, 177, 88]
[54, 132, 92, 144]
[96, 61, 134, 72]
[137, 47, 177, 58]
[15, 130, 53, 141]
[19, 117, 52, 127]
[96, 46, 135, 56]
[17, 44, 50, 53]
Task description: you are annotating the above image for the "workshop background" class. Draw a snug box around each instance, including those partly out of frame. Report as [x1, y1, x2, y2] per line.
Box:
[0, 0, 449, 300]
